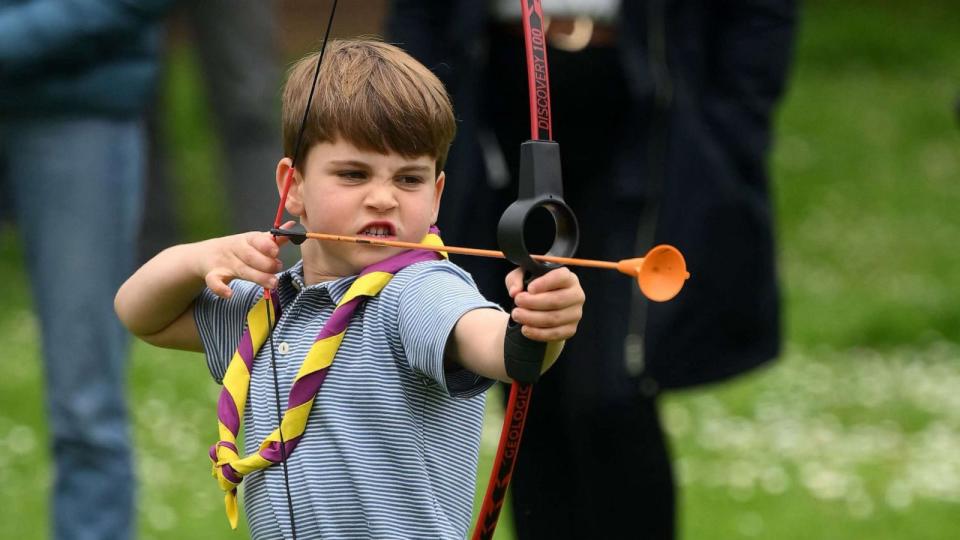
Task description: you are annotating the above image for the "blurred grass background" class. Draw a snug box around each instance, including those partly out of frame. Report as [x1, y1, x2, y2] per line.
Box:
[1, 0, 958, 538]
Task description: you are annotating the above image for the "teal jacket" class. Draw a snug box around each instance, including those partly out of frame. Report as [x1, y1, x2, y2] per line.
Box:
[0, 0, 172, 117]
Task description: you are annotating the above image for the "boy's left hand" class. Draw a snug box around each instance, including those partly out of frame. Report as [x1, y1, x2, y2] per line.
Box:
[505, 267, 585, 342]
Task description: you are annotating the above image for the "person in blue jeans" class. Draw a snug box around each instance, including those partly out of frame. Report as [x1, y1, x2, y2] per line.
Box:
[0, 1, 172, 538]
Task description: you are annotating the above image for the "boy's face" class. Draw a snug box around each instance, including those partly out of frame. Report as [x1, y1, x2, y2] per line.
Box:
[277, 138, 445, 280]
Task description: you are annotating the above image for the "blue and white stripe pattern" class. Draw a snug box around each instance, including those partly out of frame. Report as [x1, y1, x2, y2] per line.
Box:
[195, 259, 500, 539]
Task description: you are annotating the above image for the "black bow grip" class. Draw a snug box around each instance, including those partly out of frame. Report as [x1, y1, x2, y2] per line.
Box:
[498, 140, 579, 384]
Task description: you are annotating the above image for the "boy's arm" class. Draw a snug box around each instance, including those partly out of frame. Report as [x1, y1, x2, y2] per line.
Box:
[446, 268, 583, 382]
[114, 231, 285, 351]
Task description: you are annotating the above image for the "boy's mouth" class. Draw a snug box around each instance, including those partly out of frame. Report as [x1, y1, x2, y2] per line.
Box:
[357, 222, 396, 238]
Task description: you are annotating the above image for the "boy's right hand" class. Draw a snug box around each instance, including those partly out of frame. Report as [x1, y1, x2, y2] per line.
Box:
[115, 221, 295, 350]
[201, 221, 294, 298]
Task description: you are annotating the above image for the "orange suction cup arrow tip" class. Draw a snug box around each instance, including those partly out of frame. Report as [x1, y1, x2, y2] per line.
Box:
[616, 245, 690, 302]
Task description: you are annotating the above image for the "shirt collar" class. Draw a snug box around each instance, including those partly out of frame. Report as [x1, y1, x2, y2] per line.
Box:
[277, 260, 356, 305]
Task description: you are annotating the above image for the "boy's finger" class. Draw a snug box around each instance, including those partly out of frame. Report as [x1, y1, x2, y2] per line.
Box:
[526, 267, 578, 294]
[513, 286, 585, 311]
[238, 241, 282, 274]
[258, 274, 280, 290]
[248, 232, 282, 257]
[504, 267, 525, 298]
[274, 220, 298, 247]
[205, 272, 233, 299]
[235, 264, 279, 290]
[520, 322, 578, 342]
[512, 305, 582, 329]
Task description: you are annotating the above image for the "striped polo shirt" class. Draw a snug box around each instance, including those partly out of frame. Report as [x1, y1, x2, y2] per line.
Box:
[195, 259, 500, 539]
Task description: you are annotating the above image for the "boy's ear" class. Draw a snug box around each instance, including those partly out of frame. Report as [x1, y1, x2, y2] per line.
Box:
[431, 171, 445, 224]
[276, 157, 305, 216]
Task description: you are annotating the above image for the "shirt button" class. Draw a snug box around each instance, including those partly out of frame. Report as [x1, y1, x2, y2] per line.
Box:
[278, 342, 290, 354]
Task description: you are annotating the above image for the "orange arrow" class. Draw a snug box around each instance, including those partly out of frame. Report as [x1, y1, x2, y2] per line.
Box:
[290, 231, 690, 302]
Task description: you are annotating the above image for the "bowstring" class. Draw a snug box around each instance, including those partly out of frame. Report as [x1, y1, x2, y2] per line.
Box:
[265, 1, 339, 537]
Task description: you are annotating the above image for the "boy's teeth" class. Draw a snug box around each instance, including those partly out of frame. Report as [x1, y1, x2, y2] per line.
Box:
[362, 226, 390, 237]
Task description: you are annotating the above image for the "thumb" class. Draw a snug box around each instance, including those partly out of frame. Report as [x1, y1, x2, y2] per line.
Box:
[205, 270, 233, 299]
[504, 267, 524, 298]
[274, 220, 299, 247]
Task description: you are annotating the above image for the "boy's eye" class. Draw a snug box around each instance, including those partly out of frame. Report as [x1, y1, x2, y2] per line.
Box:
[397, 175, 425, 186]
[338, 170, 366, 180]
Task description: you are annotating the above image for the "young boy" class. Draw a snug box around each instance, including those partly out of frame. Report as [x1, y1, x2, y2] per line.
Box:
[115, 39, 585, 539]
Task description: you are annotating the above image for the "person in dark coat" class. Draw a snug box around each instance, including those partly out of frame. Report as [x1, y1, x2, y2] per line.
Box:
[388, 0, 796, 538]
[0, 1, 172, 537]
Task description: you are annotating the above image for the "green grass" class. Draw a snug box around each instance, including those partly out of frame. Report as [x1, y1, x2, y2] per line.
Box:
[772, 0, 960, 348]
[666, 344, 960, 539]
[1, 1, 958, 538]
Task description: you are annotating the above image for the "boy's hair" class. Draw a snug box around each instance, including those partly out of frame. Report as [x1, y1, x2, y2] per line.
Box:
[282, 39, 456, 176]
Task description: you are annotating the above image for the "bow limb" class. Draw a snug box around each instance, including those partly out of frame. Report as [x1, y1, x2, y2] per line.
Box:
[472, 1, 581, 538]
[238, 2, 339, 537]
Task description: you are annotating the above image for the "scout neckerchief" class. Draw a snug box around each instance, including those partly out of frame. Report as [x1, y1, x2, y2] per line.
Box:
[208, 227, 448, 529]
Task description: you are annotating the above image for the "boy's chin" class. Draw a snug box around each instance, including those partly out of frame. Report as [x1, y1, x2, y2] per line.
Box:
[349, 246, 406, 271]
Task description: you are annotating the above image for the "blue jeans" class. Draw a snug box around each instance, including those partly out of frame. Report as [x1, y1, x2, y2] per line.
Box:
[1, 117, 143, 540]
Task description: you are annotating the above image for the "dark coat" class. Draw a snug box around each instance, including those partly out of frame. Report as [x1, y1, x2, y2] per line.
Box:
[0, 0, 172, 117]
[389, 0, 796, 392]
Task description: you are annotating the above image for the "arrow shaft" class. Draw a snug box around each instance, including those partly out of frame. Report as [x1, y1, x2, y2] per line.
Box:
[300, 231, 620, 271]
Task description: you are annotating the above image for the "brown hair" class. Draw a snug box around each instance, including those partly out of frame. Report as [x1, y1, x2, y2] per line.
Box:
[281, 39, 456, 176]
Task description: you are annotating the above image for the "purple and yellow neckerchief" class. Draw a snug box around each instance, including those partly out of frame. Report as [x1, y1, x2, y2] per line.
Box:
[209, 227, 448, 528]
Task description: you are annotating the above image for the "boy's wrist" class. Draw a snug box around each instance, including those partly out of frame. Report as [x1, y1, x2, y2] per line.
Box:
[176, 239, 220, 284]
[502, 319, 567, 382]
[179, 241, 208, 282]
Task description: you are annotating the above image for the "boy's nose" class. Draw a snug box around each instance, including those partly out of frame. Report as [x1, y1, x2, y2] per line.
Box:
[364, 184, 399, 212]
